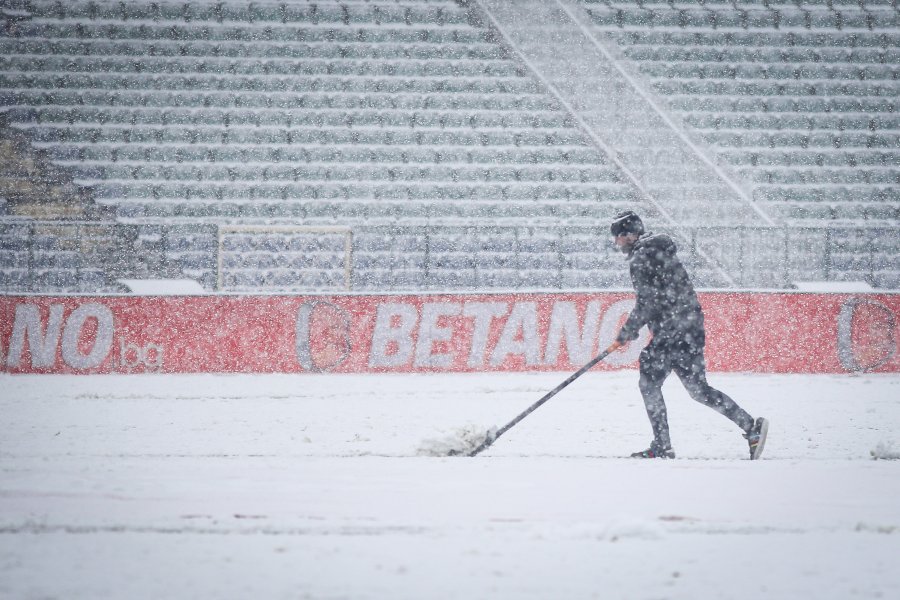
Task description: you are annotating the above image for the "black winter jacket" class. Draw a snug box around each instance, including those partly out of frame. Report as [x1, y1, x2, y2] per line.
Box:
[616, 232, 704, 345]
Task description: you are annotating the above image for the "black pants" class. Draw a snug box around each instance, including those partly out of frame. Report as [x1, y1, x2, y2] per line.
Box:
[638, 327, 753, 449]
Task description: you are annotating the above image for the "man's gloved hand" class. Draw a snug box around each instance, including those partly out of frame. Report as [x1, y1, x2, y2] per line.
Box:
[605, 340, 624, 354]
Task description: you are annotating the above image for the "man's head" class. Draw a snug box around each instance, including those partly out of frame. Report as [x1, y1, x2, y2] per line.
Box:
[610, 210, 644, 254]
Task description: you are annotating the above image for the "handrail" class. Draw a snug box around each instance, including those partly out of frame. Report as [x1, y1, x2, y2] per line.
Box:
[556, 0, 775, 226]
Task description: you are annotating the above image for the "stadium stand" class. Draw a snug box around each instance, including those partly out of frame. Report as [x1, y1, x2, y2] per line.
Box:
[0, 0, 897, 291]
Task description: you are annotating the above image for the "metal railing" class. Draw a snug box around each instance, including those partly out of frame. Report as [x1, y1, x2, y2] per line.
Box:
[3, 219, 896, 293]
[350, 223, 898, 291]
[216, 224, 353, 292]
[0, 218, 131, 293]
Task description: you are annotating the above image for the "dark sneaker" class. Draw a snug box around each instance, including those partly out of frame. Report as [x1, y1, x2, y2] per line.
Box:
[630, 441, 675, 459]
[745, 417, 769, 460]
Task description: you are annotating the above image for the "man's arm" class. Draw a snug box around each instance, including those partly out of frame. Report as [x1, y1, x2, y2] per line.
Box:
[615, 254, 656, 343]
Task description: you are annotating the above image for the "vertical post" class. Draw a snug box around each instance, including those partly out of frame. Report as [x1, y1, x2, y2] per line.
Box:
[424, 226, 431, 291]
[513, 226, 521, 289]
[344, 228, 353, 291]
[782, 225, 790, 287]
[469, 225, 477, 286]
[216, 224, 223, 292]
[556, 227, 564, 290]
[868, 227, 876, 286]
[27, 222, 35, 293]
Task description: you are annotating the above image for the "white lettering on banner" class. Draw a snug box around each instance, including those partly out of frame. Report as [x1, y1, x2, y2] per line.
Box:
[414, 302, 462, 368]
[837, 297, 897, 372]
[463, 302, 508, 368]
[118, 339, 164, 372]
[4, 302, 163, 371]
[295, 301, 351, 372]
[490, 302, 541, 367]
[61, 303, 114, 369]
[544, 301, 603, 365]
[597, 299, 650, 366]
[363, 298, 650, 371]
[7, 304, 64, 368]
[369, 303, 418, 368]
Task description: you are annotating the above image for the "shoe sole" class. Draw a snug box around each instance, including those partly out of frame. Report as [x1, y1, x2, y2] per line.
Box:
[630, 452, 676, 459]
[751, 418, 769, 460]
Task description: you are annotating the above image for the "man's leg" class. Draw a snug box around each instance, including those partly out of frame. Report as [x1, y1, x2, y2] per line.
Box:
[673, 337, 754, 433]
[638, 344, 673, 449]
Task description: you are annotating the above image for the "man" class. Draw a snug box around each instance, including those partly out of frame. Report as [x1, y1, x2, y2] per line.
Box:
[604, 211, 768, 459]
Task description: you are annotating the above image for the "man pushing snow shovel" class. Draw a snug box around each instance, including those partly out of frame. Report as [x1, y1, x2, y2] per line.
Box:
[437, 212, 769, 459]
[607, 211, 769, 460]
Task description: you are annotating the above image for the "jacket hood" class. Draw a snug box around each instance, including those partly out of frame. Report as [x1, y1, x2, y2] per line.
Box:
[628, 232, 677, 259]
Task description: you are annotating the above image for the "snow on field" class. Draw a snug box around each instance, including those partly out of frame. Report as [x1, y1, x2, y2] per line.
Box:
[1, 371, 899, 600]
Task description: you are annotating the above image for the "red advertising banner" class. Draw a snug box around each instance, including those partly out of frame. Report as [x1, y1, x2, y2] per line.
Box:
[0, 292, 897, 375]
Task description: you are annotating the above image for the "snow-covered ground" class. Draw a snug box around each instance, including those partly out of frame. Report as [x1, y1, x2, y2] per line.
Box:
[2, 371, 899, 599]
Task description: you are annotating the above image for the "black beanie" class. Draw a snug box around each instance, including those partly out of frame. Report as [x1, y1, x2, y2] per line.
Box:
[610, 211, 644, 236]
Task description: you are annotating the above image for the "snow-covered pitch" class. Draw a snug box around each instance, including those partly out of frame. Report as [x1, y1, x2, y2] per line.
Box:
[2, 371, 899, 599]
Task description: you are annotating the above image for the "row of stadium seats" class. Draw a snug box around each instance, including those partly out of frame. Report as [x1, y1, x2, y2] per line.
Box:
[14, 55, 899, 82]
[701, 130, 898, 148]
[0, 72, 541, 94]
[651, 79, 895, 96]
[717, 148, 896, 166]
[624, 45, 899, 64]
[1, 89, 560, 111]
[753, 185, 896, 202]
[666, 95, 895, 114]
[683, 113, 896, 131]
[64, 164, 622, 185]
[7, 35, 895, 65]
[36, 143, 605, 165]
[23, 125, 591, 148]
[741, 167, 898, 184]
[638, 61, 897, 80]
[14, 21, 486, 44]
[6, 106, 575, 129]
[23, 1, 470, 26]
[612, 30, 898, 47]
[90, 197, 632, 224]
[37, 142, 898, 169]
[1, 55, 525, 77]
[38, 131, 895, 152]
[108, 195, 634, 222]
[585, 4, 899, 29]
[0, 39, 506, 60]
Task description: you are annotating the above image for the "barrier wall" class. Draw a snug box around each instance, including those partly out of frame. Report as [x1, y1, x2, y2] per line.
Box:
[0, 292, 897, 374]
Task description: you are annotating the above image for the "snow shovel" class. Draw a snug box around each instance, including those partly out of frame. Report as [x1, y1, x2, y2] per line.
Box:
[460, 346, 617, 457]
